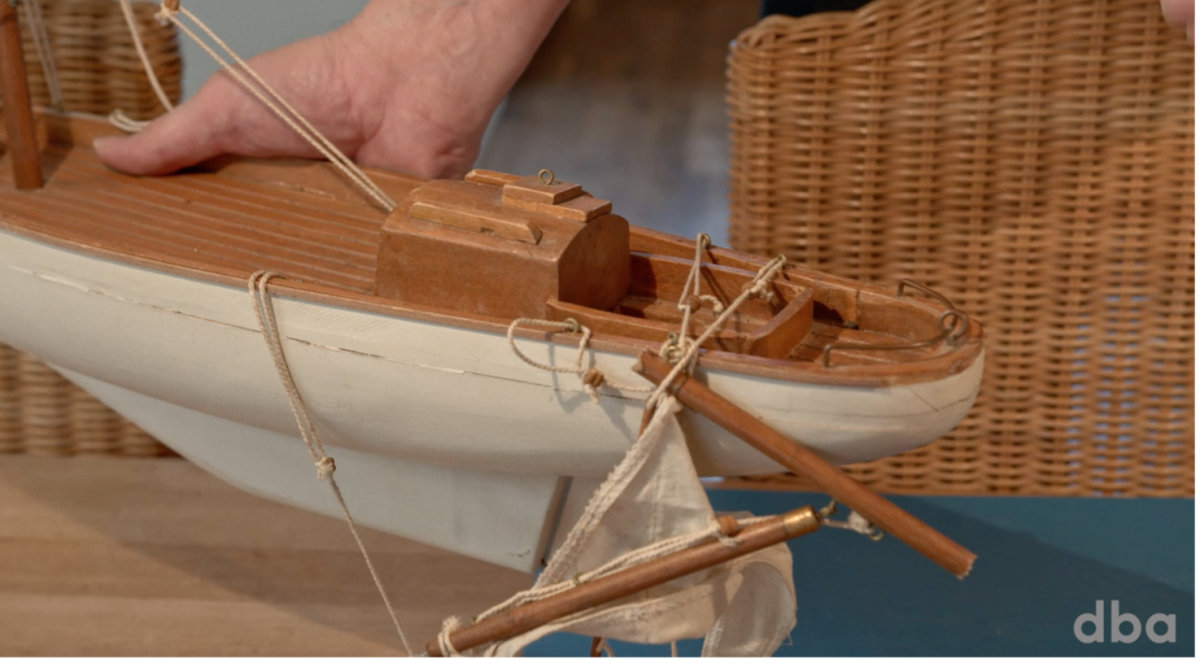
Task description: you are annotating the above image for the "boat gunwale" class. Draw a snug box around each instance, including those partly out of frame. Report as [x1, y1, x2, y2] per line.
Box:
[0, 112, 984, 389]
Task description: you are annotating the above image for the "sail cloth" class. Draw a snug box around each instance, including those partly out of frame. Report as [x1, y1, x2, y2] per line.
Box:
[479, 397, 797, 656]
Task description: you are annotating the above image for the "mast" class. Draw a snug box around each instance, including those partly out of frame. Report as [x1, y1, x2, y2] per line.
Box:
[0, 0, 44, 190]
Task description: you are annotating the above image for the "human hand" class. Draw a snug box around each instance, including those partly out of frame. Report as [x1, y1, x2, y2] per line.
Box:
[95, 0, 568, 179]
[1161, 0, 1194, 42]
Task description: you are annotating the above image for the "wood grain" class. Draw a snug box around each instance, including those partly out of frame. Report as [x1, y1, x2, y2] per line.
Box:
[427, 506, 821, 656]
[375, 176, 630, 320]
[0, 112, 984, 388]
[0, 2, 43, 189]
[635, 352, 978, 579]
[0, 456, 532, 656]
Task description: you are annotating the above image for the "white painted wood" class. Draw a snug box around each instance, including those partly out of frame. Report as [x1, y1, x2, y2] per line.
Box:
[0, 230, 983, 470]
[56, 368, 564, 573]
[0, 228, 983, 565]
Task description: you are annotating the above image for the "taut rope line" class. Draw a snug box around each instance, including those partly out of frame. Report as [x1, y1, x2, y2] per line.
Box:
[456, 242, 788, 653]
[249, 271, 414, 656]
[109, 0, 176, 132]
[644, 247, 789, 413]
[119, 0, 174, 112]
[113, 0, 397, 213]
[21, 0, 63, 110]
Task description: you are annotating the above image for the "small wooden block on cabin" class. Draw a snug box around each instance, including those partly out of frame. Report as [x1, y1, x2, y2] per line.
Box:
[461, 169, 613, 222]
[410, 181, 544, 244]
[502, 174, 583, 205]
[375, 172, 631, 321]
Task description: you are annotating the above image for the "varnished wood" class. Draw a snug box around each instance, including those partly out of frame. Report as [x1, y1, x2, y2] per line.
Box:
[375, 176, 630, 320]
[0, 112, 983, 389]
[628, 252, 802, 321]
[464, 168, 520, 187]
[743, 288, 813, 359]
[0, 2, 43, 189]
[546, 266, 815, 360]
[545, 298, 745, 352]
[501, 173, 583, 205]
[500, 189, 612, 222]
[634, 352, 977, 579]
[408, 180, 545, 244]
[426, 506, 821, 656]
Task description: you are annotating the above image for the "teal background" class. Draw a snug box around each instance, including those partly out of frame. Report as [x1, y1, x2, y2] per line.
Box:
[524, 491, 1194, 657]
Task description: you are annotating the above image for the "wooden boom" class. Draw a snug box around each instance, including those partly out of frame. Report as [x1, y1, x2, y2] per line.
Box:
[427, 505, 821, 656]
[635, 351, 977, 579]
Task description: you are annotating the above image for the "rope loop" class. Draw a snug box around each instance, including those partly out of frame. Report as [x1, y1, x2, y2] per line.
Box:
[507, 318, 653, 403]
[438, 615, 465, 657]
[644, 252, 788, 413]
[818, 499, 884, 541]
[442, 242, 791, 652]
[714, 528, 742, 548]
[248, 271, 415, 655]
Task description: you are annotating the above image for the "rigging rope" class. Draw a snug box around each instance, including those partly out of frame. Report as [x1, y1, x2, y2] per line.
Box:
[113, 0, 397, 213]
[505, 235, 786, 409]
[118, 0, 175, 112]
[450, 242, 788, 654]
[21, 0, 63, 110]
[506, 318, 652, 403]
[108, 0, 176, 133]
[242, 238, 789, 654]
[249, 271, 415, 656]
[644, 247, 788, 412]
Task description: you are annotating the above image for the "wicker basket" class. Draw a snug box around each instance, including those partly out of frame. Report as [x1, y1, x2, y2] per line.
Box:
[726, 0, 1194, 496]
[0, 0, 179, 456]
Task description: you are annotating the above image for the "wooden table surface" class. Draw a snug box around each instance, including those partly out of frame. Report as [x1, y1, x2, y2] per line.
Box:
[0, 456, 533, 656]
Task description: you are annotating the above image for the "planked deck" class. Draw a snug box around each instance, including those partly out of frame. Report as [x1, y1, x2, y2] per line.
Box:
[0, 142, 416, 293]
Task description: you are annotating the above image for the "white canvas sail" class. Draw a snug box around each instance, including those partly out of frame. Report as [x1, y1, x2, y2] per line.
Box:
[452, 397, 796, 656]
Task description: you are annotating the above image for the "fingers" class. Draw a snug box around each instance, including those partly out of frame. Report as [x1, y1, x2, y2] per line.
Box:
[1161, 0, 1200, 25]
[1161, 0, 1195, 41]
[94, 83, 231, 175]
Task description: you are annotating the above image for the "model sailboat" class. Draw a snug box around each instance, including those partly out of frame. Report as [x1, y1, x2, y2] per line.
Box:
[0, 1, 983, 578]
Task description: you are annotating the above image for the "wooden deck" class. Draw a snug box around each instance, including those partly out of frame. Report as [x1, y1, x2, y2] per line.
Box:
[0, 140, 418, 293]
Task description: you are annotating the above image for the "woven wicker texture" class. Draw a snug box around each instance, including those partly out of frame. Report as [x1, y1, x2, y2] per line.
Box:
[0, 0, 178, 456]
[727, 0, 1194, 496]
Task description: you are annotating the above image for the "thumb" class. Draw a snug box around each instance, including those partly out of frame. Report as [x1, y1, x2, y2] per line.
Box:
[94, 84, 232, 176]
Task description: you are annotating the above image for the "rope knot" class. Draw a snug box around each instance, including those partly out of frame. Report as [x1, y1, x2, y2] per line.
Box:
[156, 0, 179, 25]
[702, 294, 726, 314]
[508, 317, 653, 405]
[743, 279, 776, 303]
[438, 615, 465, 657]
[712, 516, 742, 548]
[315, 456, 336, 480]
[582, 367, 606, 389]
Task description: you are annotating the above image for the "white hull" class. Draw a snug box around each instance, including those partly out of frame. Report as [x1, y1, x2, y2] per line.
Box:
[0, 229, 983, 570]
[58, 369, 565, 571]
